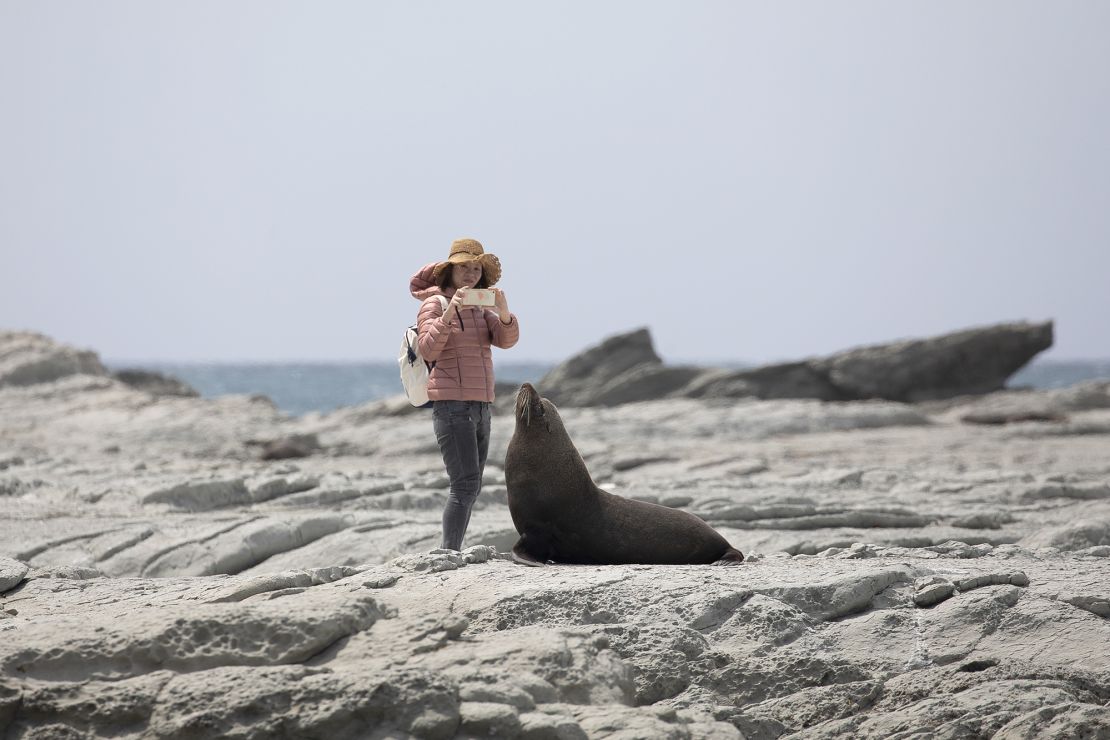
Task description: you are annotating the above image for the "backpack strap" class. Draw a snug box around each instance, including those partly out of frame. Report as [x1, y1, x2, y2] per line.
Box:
[415, 295, 450, 327]
[417, 295, 450, 370]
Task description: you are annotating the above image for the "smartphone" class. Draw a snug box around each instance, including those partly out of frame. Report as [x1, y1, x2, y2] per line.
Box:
[461, 289, 496, 306]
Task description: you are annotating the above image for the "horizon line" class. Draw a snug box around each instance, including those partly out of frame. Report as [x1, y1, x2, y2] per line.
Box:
[102, 355, 1110, 366]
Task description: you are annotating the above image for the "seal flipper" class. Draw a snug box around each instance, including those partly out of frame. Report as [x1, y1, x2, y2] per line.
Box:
[511, 536, 547, 567]
[713, 547, 745, 566]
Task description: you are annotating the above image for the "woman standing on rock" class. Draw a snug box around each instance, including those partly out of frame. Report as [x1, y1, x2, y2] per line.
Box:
[410, 239, 520, 551]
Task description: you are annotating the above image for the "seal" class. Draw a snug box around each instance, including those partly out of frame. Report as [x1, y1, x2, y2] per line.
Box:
[505, 383, 745, 567]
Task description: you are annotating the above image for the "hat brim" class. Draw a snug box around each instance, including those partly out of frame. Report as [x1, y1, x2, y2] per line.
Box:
[431, 253, 501, 286]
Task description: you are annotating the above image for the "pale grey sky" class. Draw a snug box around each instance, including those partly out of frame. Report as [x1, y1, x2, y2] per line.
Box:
[2, 2, 1108, 363]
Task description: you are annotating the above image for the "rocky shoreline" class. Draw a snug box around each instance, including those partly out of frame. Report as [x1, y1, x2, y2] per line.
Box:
[2, 328, 1109, 738]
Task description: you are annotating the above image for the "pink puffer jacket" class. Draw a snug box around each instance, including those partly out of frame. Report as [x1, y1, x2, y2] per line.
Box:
[410, 263, 520, 402]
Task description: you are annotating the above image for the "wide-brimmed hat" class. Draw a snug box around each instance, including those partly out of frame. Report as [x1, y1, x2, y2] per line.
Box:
[431, 238, 502, 286]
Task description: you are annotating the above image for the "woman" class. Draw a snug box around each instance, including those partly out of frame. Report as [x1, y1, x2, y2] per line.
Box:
[409, 238, 520, 550]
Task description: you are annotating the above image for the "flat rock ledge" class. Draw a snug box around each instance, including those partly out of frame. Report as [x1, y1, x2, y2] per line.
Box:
[3, 544, 1110, 739]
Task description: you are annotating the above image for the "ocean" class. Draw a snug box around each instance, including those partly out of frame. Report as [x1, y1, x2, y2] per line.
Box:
[105, 359, 1110, 418]
[106, 360, 557, 417]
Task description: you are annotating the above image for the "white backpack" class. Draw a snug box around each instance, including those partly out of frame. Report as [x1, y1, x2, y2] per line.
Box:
[398, 295, 449, 407]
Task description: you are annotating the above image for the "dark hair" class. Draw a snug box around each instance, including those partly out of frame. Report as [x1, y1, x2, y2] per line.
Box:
[437, 263, 489, 290]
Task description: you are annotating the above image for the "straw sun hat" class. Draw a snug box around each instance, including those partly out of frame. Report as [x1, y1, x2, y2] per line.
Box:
[431, 238, 502, 286]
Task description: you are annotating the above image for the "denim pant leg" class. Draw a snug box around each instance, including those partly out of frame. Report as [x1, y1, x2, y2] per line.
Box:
[467, 402, 491, 535]
[433, 400, 492, 550]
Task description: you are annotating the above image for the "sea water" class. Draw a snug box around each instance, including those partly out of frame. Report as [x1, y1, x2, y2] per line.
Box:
[105, 359, 1110, 418]
[107, 361, 557, 416]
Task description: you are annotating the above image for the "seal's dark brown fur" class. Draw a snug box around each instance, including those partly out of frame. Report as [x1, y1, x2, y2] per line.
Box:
[505, 383, 744, 567]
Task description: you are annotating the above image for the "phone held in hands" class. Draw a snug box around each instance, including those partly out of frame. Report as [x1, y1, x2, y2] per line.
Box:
[460, 289, 496, 307]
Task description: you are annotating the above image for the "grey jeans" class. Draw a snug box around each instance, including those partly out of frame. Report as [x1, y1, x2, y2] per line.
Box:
[432, 400, 491, 550]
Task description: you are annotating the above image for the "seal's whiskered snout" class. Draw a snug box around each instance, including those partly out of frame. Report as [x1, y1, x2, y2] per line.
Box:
[516, 383, 546, 428]
[516, 389, 531, 427]
[516, 383, 538, 427]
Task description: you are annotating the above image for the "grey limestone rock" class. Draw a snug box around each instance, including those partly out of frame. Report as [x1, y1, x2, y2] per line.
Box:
[26, 565, 104, 581]
[914, 576, 956, 607]
[138, 514, 355, 577]
[459, 701, 524, 737]
[1022, 520, 1110, 551]
[1052, 592, 1110, 619]
[1052, 380, 1110, 411]
[4, 329, 1110, 739]
[254, 433, 322, 460]
[1019, 482, 1110, 502]
[0, 557, 29, 594]
[536, 327, 663, 406]
[0, 331, 107, 387]
[518, 709, 588, 739]
[684, 360, 844, 401]
[588, 364, 708, 406]
[812, 319, 1054, 402]
[111, 368, 199, 398]
[141, 477, 251, 510]
[995, 702, 1110, 739]
[537, 320, 1053, 407]
[246, 472, 322, 503]
[3, 547, 1110, 738]
[0, 455, 24, 472]
[2, 593, 388, 682]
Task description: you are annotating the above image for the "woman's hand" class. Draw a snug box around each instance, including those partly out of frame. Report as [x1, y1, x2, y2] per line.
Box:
[492, 288, 511, 324]
[444, 289, 467, 324]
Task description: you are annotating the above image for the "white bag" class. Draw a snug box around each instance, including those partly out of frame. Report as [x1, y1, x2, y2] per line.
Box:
[398, 295, 448, 407]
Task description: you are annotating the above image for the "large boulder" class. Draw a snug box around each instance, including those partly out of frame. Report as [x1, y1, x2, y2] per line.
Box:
[112, 369, 199, 398]
[0, 331, 106, 387]
[540, 320, 1054, 407]
[536, 328, 666, 406]
[682, 361, 845, 401]
[811, 320, 1054, 402]
[688, 320, 1054, 403]
[0, 557, 29, 594]
[587, 364, 708, 406]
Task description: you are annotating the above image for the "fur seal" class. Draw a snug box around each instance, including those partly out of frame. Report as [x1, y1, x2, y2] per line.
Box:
[504, 383, 744, 566]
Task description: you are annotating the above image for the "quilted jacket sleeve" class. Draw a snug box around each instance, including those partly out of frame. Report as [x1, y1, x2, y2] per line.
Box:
[417, 297, 452, 362]
[485, 311, 520, 349]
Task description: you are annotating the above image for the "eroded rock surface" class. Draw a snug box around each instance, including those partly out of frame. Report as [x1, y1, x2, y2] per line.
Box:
[111, 369, 199, 398]
[1, 331, 1108, 738]
[2, 547, 1109, 739]
[0, 331, 106, 387]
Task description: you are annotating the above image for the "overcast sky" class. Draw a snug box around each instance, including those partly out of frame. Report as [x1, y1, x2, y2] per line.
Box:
[2, 2, 1108, 363]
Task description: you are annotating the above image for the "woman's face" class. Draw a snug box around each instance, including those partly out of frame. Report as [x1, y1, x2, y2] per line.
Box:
[451, 261, 483, 289]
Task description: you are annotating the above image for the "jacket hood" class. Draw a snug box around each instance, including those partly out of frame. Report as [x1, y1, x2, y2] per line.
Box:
[410, 263, 450, 301]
